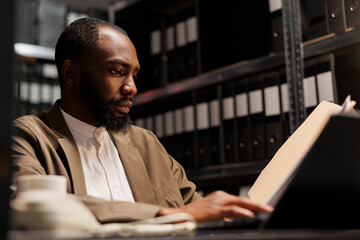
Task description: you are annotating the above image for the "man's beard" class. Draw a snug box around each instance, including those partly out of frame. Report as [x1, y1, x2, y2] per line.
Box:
[83, 84, 133, 134]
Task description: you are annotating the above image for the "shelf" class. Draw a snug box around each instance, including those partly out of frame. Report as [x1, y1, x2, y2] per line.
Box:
[134, 27, 360, 107]
[303, 27, 360, 59]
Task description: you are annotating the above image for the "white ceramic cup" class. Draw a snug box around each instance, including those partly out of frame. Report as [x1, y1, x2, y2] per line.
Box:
[16, 175, 66, 196]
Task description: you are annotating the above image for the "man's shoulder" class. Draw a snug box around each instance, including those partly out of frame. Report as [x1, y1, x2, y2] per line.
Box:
[13, 112, 48, 130]
[120, 124, 161, 147]
[126, 124, 156, 139]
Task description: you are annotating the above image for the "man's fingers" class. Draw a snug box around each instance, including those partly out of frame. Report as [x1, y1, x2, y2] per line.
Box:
[209, 191, 273, 213]
[222, 205, 256, 218]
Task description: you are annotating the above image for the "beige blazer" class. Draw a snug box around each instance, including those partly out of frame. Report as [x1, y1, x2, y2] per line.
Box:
[11, 100, 201, 223]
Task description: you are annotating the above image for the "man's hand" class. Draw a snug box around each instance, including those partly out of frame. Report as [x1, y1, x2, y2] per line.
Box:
[157, 191, 273, 223]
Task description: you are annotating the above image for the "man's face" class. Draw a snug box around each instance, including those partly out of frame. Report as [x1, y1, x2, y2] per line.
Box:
[78, 25, 140, 133]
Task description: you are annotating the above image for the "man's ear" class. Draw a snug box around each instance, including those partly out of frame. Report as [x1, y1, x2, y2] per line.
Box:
[61, 60, 78, 87]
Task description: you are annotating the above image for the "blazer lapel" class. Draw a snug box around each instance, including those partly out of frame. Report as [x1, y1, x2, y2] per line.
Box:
[47, 101, 87, 195]
[110, 131, 157, 204]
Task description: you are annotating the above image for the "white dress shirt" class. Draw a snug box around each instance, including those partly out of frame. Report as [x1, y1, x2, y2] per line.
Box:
[61, 108, 135, 202]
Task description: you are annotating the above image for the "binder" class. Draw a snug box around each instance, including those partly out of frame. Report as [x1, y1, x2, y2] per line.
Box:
[234, 79, 251, 162]
[161, 99, 178, 161]
[268, 0, 284, 52]
[19, 79, 29, 116]
[209, 86, 222, 165]
[303, 60, 318, 116]
[326, 0, 346, 34]
[51, 83, 61, 107]
[165, 22, 176, 83]
[195, 87, 214, 167]
[145, 115, 154, 133]
[249, 76, 266, 160]
[175, 17, 187, 80]
[182, 92, 196, 168]
[301, 0, 329, 41]
[264, 72, 283, 159]
[185, 13, 199, 78]
[41, 63, 58, 112]
[345, 0, 360, 28]
[221, 81, 237, 163]
[315, 54, 336, 103]
[150, 26, 164, 86]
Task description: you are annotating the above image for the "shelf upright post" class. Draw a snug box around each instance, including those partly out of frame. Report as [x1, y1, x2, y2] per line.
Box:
[0, 0, 15, 238]
[282, 0, 306, 133]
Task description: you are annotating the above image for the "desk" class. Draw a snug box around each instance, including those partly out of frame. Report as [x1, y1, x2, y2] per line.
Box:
[7, 229, 360, 240]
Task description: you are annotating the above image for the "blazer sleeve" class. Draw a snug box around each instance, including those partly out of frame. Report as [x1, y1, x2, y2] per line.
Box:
[11, 119, 163, 223]
[169, 155, 203, 204]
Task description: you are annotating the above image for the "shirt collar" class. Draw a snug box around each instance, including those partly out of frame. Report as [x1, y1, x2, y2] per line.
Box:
[60, 107, 106, 140]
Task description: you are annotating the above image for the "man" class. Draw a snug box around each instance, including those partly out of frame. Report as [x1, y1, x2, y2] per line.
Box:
[11, 18, 272, 224]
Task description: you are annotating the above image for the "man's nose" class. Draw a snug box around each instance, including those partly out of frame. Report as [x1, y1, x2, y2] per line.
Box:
[122, 76, 137, 96]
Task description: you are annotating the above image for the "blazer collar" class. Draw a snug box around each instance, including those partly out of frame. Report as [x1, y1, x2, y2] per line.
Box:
[109, 131, 157, 204]
[47, 100, 87, 195]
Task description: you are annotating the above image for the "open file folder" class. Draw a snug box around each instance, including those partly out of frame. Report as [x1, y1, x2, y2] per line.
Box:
[248, 98, 360, 228]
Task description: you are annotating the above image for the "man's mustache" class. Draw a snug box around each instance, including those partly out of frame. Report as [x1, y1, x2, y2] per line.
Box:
[108, 97, 133, 105]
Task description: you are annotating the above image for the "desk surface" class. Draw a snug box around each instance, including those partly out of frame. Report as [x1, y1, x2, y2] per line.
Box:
[7, 229, 360, 240]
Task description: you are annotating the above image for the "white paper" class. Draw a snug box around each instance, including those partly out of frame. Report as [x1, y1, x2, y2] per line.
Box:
[317, 71, 335, 102]
[210, 99, 220, 127]
[150, 30, 161, 55]
[196, 102, 209, 130]
[303, 76, 318, 108]
[223, 96, 235, 120]
[235, 93, 248, 117]
[264, 86, 281, 116]
[249, 89, 263, 114]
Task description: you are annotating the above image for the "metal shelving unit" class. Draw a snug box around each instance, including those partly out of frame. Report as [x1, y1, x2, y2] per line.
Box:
[128, 0, 360, 189]
[134, 25, 360, 107]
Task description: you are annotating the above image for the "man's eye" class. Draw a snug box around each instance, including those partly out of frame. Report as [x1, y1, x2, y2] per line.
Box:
[110, 69, 123, 76]
[133, 75, 138, 80]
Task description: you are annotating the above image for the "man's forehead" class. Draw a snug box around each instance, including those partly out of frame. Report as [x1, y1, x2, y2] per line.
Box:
[86, 25, 139, 68]
[98, 25, 127, 40]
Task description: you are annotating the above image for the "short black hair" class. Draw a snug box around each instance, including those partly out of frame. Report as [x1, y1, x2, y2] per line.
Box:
[55, 18, 128, 86]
